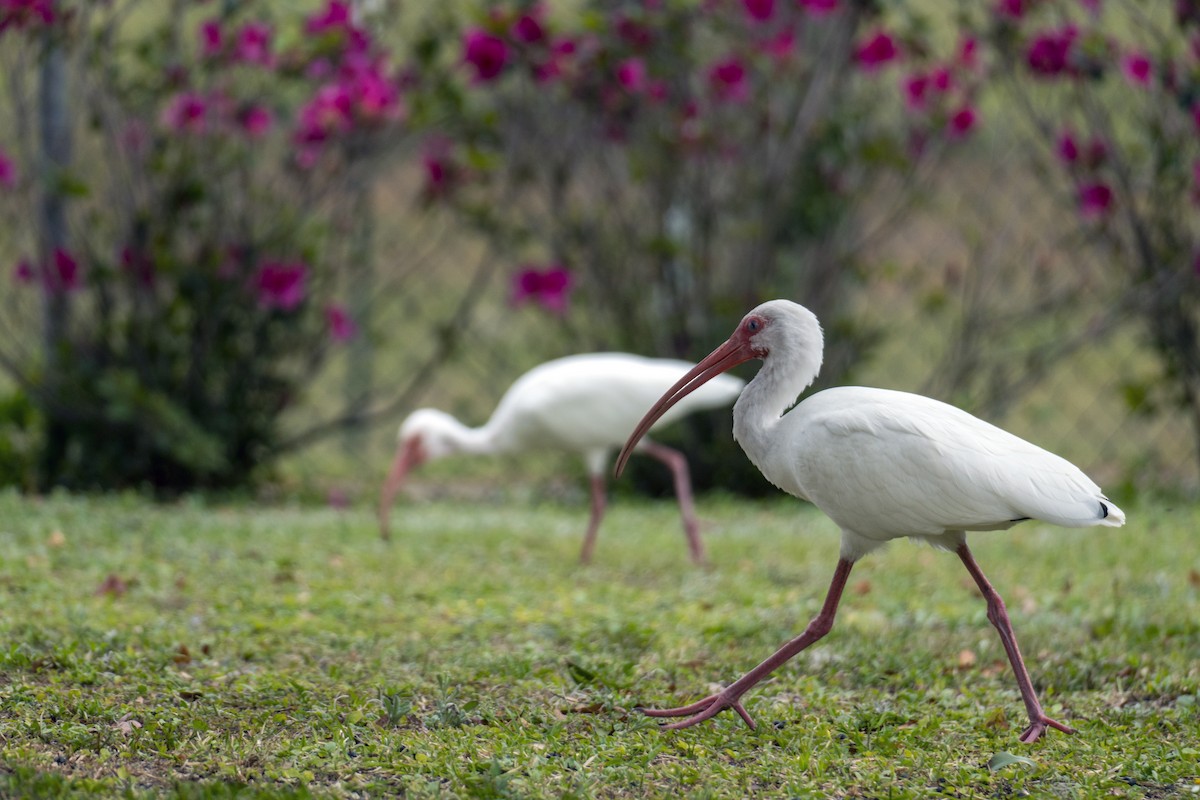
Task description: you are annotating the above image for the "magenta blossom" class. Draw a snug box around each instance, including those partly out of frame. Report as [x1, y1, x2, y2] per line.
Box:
[161, 91, 208, 133]
[234, 21, 273, 66]
[742, 0, 775, 22]
[798, 0, 838, 15]
[0, 0, 54, 33]
[1078, 182, 1113, 220]
[995, 0, 1026, 19]
[511, 264, 573, 314]
[295, 83, 354, 144]
[614, 15, 653, 49]
[856, 31, 899, 70]
[1120, 52, 1152, 86]
[12, 259, 33, 284]
[0, 146, 17, 188]
[616, 58, 647, 93]
[325, 304, 357, 342]
[199, 19, 222, 58]
[511, 11, 545, 44]
[49, 247, 81, 292]
[1056, 130, 1079, 164]
[958, 37, 979, 68]
[902, 73, 929, 110]
[254, 261, 308, 311]
[708, 56, 750, 103]
[462, 28, 508, 82]
[306, 0, 352, 35]
[1026, 28, 1077, 76]
[238, 104, 274, 138]
[947, 106, 977, 137]
[762, 29, 796, 62]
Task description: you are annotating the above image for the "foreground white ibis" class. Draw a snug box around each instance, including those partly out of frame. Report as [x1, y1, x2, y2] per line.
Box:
[616, 300, 1125, 743]
[380, 353, 744, 564]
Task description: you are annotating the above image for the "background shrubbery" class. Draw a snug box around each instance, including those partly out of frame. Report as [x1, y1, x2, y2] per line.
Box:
[1, 0, 1198, 497]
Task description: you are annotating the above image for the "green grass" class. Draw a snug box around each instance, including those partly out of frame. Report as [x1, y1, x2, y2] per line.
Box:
[1, 489, 1197, 798]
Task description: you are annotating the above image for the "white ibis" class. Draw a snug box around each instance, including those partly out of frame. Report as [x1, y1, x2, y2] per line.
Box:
[380, 352, 744, 564]
[616, 300, 1125, 743]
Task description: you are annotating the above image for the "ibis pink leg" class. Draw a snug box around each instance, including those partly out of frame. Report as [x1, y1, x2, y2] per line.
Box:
[639, 440, 707, 566]
[956, 543, 1076, 743]
[641, 558, 855, 729]
[579, 474, 607, 564]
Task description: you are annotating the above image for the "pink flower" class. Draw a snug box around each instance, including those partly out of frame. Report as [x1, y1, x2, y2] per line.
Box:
[295, 83, 353, 144]
[947, 105, 977, 137]
[12, 259, 34, 284]
[762, 29, 796, 62]
[421, 141, 459, 200]
[254, 261, 308, 311]
[533, 36, 576, 82]
[325, 304, 357, 342]
[161, 91, 208, 133]
[234, 21, 273, 67]
[199, 19, 222, 58]
[958, 37, 979, 68]
[1078, 182, 1113, 220]
[742, 0, 775, 22]
[1026, 28, 1076, 76]
[511, 264, 573, 314]
[306, 0, 352, 35]
[798, 0, 838, 15]
[995, 0, 1026, 19]
[0, 147, 17, 188]
[708, 56, 750, 103]
[1121, 52, 1152, 86]
[0, 0, 54, 33]
[931, 67, 953, 91]
[462, 28, 508, 82]
[1056, 130, 1079, 164]
[856, 31, 899, 70]
[512, 12, 545, 44]
[616, 58, 647, 93]
[49, 247, 80, 292]
[238, 104, 274, 138]
[614, 15, 653, 49]
[903, 73, 929, 110]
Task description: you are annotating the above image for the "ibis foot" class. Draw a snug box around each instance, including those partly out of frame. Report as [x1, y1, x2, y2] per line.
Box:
[1019, 715, 1076, 744]
[639, 692, 757, 730]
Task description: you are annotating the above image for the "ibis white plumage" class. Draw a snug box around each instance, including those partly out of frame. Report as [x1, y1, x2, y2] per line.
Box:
[616, 300, 1124, 744]
[380, 352, 744, 564]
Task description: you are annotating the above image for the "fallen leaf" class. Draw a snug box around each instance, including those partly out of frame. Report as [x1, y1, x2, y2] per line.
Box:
[47, 530, 66, 548]
[987, 751, 1037, 772]
[172, 644, 191, 665]
[94, 574, 128, 597]
[957, 648, 977, 669]
[852, 579, 872, 595]
[1188, 569, 1199, 589]
[112, 713, 142, 736]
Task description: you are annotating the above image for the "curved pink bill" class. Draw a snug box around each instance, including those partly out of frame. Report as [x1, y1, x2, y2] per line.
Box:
[378, 436, 425, 541]
[614, 336, 756, 478]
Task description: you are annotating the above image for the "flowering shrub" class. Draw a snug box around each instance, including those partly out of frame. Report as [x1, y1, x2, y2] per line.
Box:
[0, 1, 413, 490]
[415, 0, 980, 382]
[980, 0, 1200, 469]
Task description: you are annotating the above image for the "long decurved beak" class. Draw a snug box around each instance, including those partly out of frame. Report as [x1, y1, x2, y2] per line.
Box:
[615, 336, 756, 478]
[378, 436, 426, 541]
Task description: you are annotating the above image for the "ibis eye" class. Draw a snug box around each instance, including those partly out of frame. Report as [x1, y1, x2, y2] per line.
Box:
[746, 318, 760, 333]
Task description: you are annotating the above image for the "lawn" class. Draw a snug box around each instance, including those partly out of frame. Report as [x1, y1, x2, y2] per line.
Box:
[0, 489, 1197, 798]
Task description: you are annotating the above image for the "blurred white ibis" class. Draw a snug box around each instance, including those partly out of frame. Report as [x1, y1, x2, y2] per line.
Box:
[616, 300, 1125, 743]
[380, 353, 744, 564]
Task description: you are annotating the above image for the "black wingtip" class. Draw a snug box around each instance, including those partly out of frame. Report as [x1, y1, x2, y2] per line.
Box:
[1100, 501, 1109, 519]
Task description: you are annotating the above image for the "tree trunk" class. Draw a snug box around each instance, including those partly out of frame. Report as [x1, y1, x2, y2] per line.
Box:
[37, 32, 72, 487]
